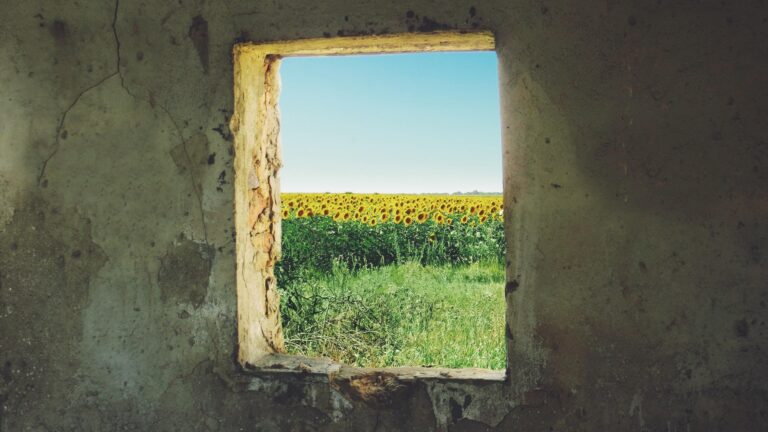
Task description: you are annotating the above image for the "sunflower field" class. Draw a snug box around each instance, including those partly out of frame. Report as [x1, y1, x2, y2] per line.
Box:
[281, 193, 503, 226]
[276, 193, 506, 369]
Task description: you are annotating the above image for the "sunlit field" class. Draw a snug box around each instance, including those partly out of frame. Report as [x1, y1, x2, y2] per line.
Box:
[276, 193, 506, 369]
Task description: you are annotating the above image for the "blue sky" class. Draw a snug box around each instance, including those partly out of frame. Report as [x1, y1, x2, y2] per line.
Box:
[278, 51, 502, 194]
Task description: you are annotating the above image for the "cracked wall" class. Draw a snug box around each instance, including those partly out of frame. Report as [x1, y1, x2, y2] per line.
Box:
[1, 0, 767, 431]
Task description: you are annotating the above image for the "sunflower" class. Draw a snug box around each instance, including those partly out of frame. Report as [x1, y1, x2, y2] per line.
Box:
[416, 212, 428, 223]
[460, 215, 469, 224]
[403, 216, 413, 226]
[281, 209, 290, 219]
[394, 214, 403, 224]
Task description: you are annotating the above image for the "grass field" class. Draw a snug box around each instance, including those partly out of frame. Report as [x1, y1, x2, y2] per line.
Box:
[276, 193, 506, 369]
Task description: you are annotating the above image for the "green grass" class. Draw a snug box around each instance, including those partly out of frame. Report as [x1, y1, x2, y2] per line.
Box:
[278, 260, 506, 369]
[276, 216, 507, 369]
[276, 216, 505, 286]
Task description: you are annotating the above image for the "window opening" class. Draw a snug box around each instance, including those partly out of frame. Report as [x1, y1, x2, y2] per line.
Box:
[276, 52, 504, 369]
[232, 33, 505, 375]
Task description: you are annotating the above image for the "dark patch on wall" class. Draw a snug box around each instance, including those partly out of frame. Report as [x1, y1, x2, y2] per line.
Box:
[157, 238, 214, 309]
[450, 397, 463, 422]
[272, 382, 308, 404]
[0, 197, 107, 429]
[335, 28, 381, 37]
[234, 30, 251, 45]
[505, 280, 519, 295]
[465, 6, 482, 28]
[216, 169, 228, 192]
[463, 394, 472, 408]
[212, 125, 233, 142]
[1, 361, 12, 384]
[331, 372, 414, 407]
[735, 319, 749, 338]
[405, 11, 419, 32]
[417, 16, 452, 32]
[188, 15, 209, 74]
[212, 109, 233, 142]
[49, 20, 69, 43]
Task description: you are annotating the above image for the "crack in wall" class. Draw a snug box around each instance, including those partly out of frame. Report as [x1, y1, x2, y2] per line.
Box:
[39, 0, 125, 186]
[112, 0, 125, 89]
[157, 103, 211, 246]
[37, 71, 119, 185]
[39, 0, 210, 249]
[110, 0, 210, 246]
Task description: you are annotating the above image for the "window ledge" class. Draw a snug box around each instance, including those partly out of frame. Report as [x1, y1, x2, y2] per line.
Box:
[238, 353, 506, 384]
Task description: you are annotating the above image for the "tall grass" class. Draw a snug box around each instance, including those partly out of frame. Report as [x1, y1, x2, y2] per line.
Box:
[276, 216, 505, 284]
[279, 261, 505, 369]
[276, 216, 506, 369]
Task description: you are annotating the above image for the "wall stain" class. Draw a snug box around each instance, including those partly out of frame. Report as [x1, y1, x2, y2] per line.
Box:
[417, 16, 452, 32]
[169, 131, 210, 197]
[331, 372, 414, 408]
[157, 237, 214, 309]
[188, 15, 209, 74]
[49, 20, 69, 43]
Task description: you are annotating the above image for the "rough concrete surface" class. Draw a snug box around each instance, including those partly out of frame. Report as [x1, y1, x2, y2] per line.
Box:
[1, 0, 767, 430]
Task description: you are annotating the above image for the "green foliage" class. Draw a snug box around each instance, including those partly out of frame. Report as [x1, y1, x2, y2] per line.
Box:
[275, 216, 505, 285]
[279, 261, 506, 369]
[275, 216, 507, 369]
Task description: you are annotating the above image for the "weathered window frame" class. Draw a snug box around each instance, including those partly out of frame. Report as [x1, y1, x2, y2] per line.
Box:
[230, 31, 505, 382]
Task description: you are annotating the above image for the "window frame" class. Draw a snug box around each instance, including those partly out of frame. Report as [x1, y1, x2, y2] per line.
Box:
[230, 31, 505, 382]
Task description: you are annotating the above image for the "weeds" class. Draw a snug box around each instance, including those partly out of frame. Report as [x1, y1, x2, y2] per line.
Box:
[276, 216, 506, 369]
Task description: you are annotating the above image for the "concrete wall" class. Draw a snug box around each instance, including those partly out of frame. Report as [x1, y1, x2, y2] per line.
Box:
[1, 0, 766, 430]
